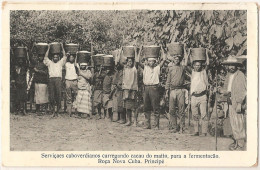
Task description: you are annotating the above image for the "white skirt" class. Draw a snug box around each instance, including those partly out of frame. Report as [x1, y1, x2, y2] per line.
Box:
[34, 83, 49, 104]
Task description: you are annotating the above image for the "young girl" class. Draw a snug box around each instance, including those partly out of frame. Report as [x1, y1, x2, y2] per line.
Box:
[122, 57, 138, 126]
[34, 55, 49, 115]
[75, 63, 92, 118]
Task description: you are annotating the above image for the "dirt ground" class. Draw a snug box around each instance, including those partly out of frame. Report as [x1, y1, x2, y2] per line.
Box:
[10, 111, 233, 151]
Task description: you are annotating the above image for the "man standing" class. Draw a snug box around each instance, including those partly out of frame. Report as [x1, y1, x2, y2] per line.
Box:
[189, 49, 209, 136]
[220, 56, 247, 150]
[165, 44, 188, 133]
[137, 46, 166, 129]
[44, 43, 67, 117]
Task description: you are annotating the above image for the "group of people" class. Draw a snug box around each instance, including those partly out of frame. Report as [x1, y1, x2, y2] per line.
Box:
[11, 42, 247, 151]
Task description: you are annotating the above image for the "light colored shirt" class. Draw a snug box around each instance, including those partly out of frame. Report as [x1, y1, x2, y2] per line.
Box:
[122, 66, 138, 90]
[44, 56, 67, 78]
[190, 69, 208, 94]
[65, 62, 78, 80]
[143, 65, 160, 85]
[227, 73, 235, 92]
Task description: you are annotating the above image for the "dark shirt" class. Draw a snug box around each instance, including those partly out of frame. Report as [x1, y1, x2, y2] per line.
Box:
[165, 65, 186, 90]
[34, 62, 49, 84]
[12, 65, 27, 86]
[93, 72, 105, 90]
[103, 72, 114, 94]
[112, 70, 123, 90]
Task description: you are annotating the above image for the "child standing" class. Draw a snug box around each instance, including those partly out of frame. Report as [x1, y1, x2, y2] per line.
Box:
[44, 43, 66, 117]
[65, 53, 78, 116]
[93, 67, 105, 119]
[75, 63, 92, 118]
[34, 55, 49, 115]
[122, 57, 138, 126]
[102, 66, 114, 121]
[11, 57, 28, 115]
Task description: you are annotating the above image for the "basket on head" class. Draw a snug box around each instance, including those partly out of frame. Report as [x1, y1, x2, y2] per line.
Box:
[65, 43, 79, 54]
[191, 48, 207, 61]
[36, 43, 48, 55]
[167, 43, 184, 56]
[77, 51, 91, 64]
[50, 42, 61, 54]
[122, 46, 135, 58]
[93, 54, 105, 66]
[103, 55, 114, 67]
[143, 45, 161, 58]
[14, 47, 27, 58]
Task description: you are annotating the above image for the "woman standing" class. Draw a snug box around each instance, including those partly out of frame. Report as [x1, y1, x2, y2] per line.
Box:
[75, 62, 92, 118]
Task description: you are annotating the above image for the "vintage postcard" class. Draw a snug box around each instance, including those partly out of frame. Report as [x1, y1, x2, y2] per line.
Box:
[1, 1, 258, 167]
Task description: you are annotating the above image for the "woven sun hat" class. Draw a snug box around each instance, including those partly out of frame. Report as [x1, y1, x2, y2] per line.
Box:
[222, 55, 243, 65]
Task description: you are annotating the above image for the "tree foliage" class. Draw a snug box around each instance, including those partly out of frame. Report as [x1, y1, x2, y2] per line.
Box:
[10, 10, 247, 58]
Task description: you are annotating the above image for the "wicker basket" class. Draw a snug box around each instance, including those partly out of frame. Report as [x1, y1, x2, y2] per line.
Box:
[77, 51, 91, 63]
[36, 43, 48, 55]
[191, 48, 206, 61]
[143, 45, 160, 58]
[65, 43, 79, 54]
[50, 42, 61, 54]
[14, 47, 27, 58]
[93, 54, 105, 66]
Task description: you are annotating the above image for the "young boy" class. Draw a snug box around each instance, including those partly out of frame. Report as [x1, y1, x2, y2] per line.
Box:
[11, 57, 28, 115]
[112, 64, 124, 123]
[122, 57, 138, 126]
[93, 66, 105, 119]
[75, 63, 92, 118]
[102, 66, 114, 121]
[34, 55, 49, 115]
[137, 46, 166, 129]
[65, 53, 78, 116]
[44, 43, 66, 117]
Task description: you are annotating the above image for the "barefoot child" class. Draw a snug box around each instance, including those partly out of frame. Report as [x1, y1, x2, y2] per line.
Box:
[122, 57, 138, 126]
[11, 55, 28, 115]
[102, 58, 115, 121]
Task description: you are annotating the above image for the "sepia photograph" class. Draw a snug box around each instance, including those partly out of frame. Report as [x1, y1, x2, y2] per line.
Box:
[1, 1, 258, 167]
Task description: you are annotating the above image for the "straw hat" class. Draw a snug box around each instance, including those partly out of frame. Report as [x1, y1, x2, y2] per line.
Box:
[222, 56, 243, 66]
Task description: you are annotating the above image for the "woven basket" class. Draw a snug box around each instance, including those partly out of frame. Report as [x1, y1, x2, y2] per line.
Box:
[14, 47, 27, 58]
[77, 51, 91, 63]
[191, 48, 206, 61]
[65, 43, 79, 54]
[143, 45, 160, 58]
[36, 43, 48, 55]
[50, 42, 61, 54]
